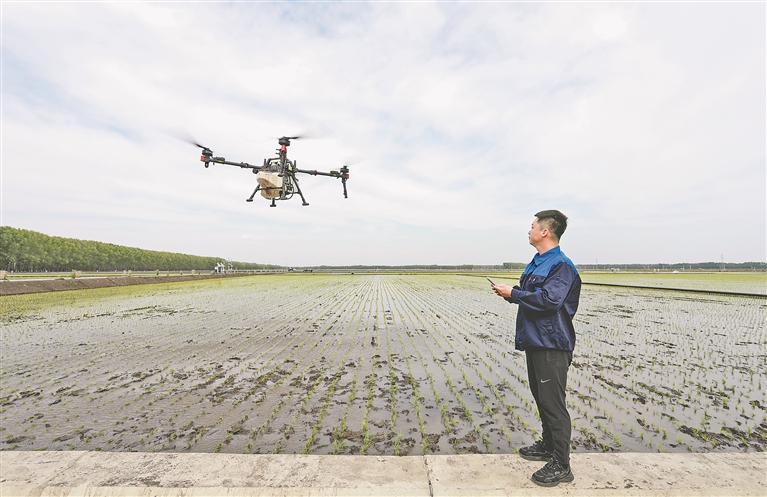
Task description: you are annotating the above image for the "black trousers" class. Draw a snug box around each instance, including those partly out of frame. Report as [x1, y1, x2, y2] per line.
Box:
[525, 347, 572, 466]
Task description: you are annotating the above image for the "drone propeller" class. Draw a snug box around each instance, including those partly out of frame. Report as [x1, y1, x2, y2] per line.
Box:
[277, 135, 306, 145]
[169, 133, 214, 166]
[274, 127, 327, 141]
[179, 137, 212, 154]
[164, 129, 212, 151]
[342, 154, 365, 167]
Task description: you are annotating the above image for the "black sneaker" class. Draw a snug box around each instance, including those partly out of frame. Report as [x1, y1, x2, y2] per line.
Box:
[531, 458, 574, 487]
[518, 439, 552, 461]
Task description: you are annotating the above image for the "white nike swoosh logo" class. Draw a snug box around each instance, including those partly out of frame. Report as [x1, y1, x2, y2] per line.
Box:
[541, 379, 551, 383]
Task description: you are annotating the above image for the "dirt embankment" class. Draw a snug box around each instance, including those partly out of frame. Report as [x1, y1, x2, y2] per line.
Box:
[0, 273, 258, 296]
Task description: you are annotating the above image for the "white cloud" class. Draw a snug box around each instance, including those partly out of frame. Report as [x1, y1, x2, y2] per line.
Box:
[2, 2, 764, 265]
[593, 11, 628, 41]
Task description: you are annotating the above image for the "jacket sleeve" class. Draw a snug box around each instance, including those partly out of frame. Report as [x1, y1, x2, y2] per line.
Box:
[508, 262, 576, 315]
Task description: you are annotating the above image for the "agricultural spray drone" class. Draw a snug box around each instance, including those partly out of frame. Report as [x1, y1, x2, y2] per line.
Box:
[191, 136, 349, 207]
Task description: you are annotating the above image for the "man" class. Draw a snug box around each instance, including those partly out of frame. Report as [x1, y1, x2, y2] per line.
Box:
[491, 210, 581, 487]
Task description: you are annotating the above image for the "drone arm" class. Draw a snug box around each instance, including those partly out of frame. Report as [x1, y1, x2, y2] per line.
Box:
[203, 156, 264, 171]
[294, 166, 349, 198]
[293, 168, 338, 178]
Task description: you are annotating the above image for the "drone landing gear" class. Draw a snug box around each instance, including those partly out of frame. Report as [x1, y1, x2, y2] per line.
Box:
[246, 185, 261, 202]
[290, 174, 310, 206]
[247, 185, 281, 203]
[244, 174, 310, 206]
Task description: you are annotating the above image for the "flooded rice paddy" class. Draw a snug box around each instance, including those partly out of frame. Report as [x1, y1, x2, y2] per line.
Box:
[1, 274, 765, 455]
[579, 271, 766, 295]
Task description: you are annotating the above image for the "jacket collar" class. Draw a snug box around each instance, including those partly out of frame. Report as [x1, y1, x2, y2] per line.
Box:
[532, 245, 561, 267]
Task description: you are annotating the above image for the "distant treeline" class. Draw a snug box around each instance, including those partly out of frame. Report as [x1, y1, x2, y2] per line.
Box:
[0, 226, 281, 272]
[309, 261, 765, 271]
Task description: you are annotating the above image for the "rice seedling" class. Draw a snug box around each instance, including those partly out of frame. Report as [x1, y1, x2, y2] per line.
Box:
[1, 273, 762, 454]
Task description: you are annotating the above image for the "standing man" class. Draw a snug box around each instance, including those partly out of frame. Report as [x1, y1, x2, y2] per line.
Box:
[491, 210, 581, 487]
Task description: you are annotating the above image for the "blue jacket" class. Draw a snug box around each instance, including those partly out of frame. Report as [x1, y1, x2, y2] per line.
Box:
[506, 246, 581, 351]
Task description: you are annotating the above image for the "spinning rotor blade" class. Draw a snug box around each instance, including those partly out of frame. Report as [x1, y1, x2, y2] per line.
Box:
[179, 136, 209, 150]
[274, 127, 326, 141]
[276, 135, 307, 142]
[342, 154, 365, 167]
[165, 129, 211, 150]
[181, 137, 211, 153]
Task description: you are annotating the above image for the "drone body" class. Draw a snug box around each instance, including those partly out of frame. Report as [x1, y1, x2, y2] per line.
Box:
[196, 136, 349, 207]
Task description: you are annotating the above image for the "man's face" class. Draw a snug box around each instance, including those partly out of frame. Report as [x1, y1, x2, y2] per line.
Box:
[528, 219, 547, 247]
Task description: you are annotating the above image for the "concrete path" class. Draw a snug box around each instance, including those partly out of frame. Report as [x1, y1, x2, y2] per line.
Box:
[1, 451, 765, 496]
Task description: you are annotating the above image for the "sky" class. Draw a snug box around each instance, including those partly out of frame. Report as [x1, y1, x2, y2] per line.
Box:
[2, 2, 765, 266]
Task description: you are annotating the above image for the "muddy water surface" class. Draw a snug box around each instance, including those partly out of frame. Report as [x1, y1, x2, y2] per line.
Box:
[1, 274, 765, 455]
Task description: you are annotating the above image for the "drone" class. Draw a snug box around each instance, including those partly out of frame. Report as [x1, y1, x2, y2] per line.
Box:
[192, 136, 349, 207]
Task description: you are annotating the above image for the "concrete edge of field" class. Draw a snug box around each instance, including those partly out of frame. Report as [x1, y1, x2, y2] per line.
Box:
[1, 451, 765, 497]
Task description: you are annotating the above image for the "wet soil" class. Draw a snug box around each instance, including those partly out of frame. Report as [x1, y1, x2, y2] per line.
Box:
[0, 273, 256, 296]
[1, 275, 764, 456]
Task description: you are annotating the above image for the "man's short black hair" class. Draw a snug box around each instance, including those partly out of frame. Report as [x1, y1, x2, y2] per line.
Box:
[535, 210, 568, 241]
